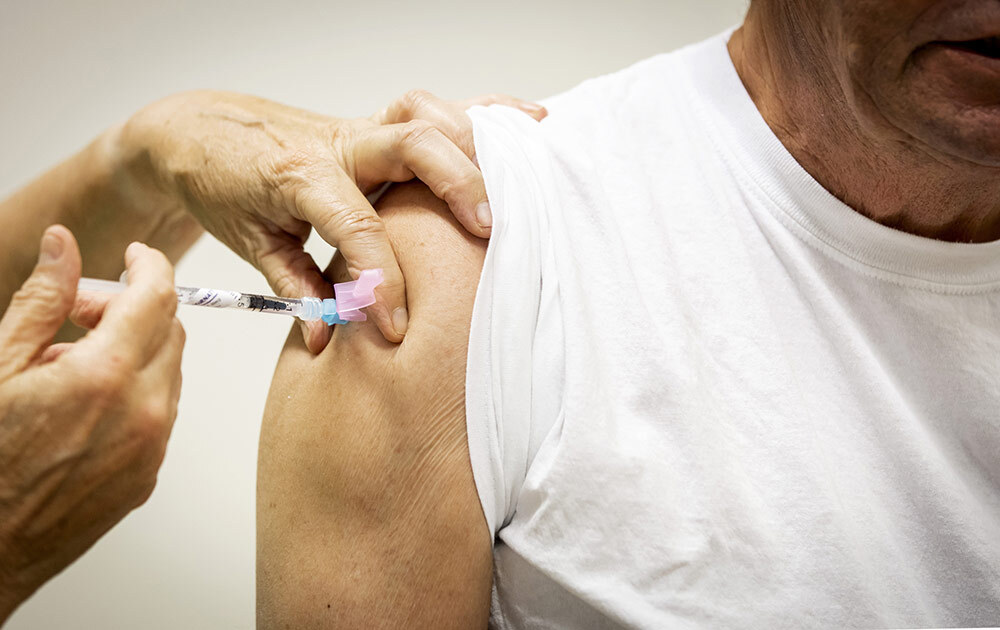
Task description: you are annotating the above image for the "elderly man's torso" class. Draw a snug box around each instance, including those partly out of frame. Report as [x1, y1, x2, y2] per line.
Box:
[258, 31, 1000, 630]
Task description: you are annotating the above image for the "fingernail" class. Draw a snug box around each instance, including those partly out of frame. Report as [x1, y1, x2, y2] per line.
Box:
[519, 103, 548, 118]
[476, 202, 492, 229]
[38, 229, 63, 264]
[392, 307, 409, 336]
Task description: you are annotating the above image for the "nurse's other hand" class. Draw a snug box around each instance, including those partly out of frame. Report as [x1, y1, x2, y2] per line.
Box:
[119, 90, 547, 352]
[0, 227, 184, 622]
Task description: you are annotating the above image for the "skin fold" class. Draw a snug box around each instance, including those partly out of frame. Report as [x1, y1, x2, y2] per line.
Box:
[0, 232, 183, 622]
[730, 0, 1000, 242]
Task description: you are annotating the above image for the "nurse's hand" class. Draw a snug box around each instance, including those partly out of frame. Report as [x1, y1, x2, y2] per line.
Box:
[118, 90, 546, 352]
[0, 226, 184, 622]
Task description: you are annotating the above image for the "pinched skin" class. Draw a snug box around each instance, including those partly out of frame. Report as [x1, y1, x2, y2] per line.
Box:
[257, 182, 492, 629]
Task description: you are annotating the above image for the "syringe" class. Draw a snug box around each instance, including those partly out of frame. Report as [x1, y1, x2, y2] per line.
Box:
[77, 269, 384, 326]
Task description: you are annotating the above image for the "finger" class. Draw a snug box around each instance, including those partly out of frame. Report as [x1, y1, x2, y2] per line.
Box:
[138, 318, 186, 435]
[40, 342, 73, 364]
[256, 237, 334, 354]
[354, 122, 492, 237]
[0, 225, 82, 380]
[458, 93, 548, 122]
[35, 342, 74, 365]
[85, 243, 177, 366]
[373, 89, 443, 125]
[375, 90, 548, 134]
[293, 172, 407, 342]
[372, 90, 478, 160]
[70, 290, 114, 329]
[373, 91, 548, 163]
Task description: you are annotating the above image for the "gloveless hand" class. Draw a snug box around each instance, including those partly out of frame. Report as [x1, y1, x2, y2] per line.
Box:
[119, 90, 547, 351]
[0, 226, 184, 622]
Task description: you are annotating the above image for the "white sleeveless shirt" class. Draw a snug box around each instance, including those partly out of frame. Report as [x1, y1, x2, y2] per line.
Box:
[465, 31, 1000, 629]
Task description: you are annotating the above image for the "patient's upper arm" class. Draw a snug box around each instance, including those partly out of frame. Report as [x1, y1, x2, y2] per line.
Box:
[256, 182, 491, 629]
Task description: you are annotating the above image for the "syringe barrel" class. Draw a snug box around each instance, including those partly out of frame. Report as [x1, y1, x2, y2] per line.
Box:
[174, 286, 243, 309]
[76, 276, 361, 324]
[174, 286, 311, 319]
[78, 278, 126, 294]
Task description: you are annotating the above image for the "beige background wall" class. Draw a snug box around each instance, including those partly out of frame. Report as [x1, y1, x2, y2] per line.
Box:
[1, 1, 746, 627]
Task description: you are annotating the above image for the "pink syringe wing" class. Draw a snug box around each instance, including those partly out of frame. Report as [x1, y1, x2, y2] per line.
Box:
[332, 269, 384, 321]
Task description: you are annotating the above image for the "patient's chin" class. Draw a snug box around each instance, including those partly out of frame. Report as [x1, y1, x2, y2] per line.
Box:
[888, 60, 1000, 167]
[880, 96, 1000, 167]
[917, 113, 1000, 168]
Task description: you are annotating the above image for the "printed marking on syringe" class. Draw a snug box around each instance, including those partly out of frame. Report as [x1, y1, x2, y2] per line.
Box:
[175, 287, 241, 309]
[247, 295, 295, 313]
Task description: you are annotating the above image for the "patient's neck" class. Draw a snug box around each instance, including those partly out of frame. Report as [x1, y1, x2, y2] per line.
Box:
[728, 7, 1000, 243]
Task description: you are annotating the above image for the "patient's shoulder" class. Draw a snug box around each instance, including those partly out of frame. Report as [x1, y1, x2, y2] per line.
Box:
[256, 182, 491, 629]
[272, 180, 485, 399]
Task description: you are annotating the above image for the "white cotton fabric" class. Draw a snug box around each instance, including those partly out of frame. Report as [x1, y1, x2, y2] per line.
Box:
[464, 31, 1000, 629]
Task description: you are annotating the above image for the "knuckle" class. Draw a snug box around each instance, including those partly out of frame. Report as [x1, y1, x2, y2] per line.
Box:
[152, 283, 178, 312]
[266, 150, 323, 195]
[266, 151, 341, 218]
[71, 293, 100, 318]
[269, 149, 312, 180]
[172, 319, 186, 346]
[87, 360, 128, 400]
[266, 266, 298, 298]
[332, 207, 387, 240]
[438, 172, 482, 206]
[400, 88, 435, 113]
[400, 119, 441, 148]
[10, 277, 67, 312]
[129, 402, 171, 449]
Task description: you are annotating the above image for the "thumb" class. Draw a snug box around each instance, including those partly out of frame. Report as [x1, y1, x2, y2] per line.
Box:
[0, 225, 82, 380]
[256, 237, 335, 354]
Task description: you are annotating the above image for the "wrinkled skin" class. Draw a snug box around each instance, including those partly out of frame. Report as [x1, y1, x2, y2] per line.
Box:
[258, 2, 1000, 626]
[731, 0, 1000, 241]
[121, 90, 547, 349]
[0, 228, 183, 623]
[0, 85, 546, 624]
[257, 183, 491, 629]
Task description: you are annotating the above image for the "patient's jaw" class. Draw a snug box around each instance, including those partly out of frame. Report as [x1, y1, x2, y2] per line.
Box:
[733, 0, 1000, 242]
[835, 0, 1000, 165]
